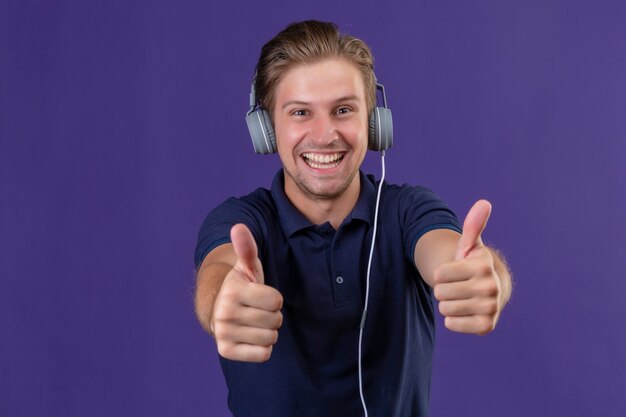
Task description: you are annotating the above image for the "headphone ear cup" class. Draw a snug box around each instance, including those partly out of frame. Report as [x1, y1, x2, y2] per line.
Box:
[368, 107, 394, 151]
[246, 109, 277, 154]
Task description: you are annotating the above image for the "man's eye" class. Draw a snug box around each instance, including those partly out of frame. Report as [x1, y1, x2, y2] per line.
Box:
[292, 110, 307, 116]
[336, 107, 351, 115]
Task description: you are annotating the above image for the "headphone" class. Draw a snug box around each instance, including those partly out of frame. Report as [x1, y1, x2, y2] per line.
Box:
[245, 79, 393, 154]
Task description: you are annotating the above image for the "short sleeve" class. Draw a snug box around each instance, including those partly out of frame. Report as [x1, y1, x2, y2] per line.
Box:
[193, 196, 265, 268]
[396, 185, 462, 263]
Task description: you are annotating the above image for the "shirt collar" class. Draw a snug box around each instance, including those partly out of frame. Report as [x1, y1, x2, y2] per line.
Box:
[270, 170, 377, 237]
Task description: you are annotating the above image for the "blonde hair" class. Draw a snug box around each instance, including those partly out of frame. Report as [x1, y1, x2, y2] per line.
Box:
[254, 20, 376, 117]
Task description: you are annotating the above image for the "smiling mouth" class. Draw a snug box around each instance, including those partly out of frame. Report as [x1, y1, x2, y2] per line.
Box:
[301, 152, 345, 169]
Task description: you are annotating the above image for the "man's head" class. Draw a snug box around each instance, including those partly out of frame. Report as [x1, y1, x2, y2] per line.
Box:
[250, 21, 382, 216]
[254, 20, 376, 118]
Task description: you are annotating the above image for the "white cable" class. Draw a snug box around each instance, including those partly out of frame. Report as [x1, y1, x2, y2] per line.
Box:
[358, 150, 386, 417]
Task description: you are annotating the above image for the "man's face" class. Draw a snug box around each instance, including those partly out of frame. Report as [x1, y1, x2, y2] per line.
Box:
[272, 58, 369, 205]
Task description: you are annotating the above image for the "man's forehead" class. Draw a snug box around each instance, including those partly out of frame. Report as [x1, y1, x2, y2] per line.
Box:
[274, 59, 366, 105]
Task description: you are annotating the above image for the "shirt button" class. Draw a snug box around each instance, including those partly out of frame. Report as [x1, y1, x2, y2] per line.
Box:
[336, 276, 344, 284]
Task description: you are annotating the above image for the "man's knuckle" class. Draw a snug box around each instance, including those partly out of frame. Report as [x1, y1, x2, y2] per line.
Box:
[477, 262, 492, 276]
[213, 324, 230, 341]
[212, 307, 225, 322]
[213, 303, 234, 322]
[274, 312, 284, 329]
[217, 342, 233, 359]
[478, 279, 498, 297]
[220, 287, 240, 303]
[269, 291, 284, 311]
[270, 330, 279, 345]
[438, 301, 450, 316]
[433, 285, 444, 300]
[258, 346, 272, 362]
[486, 280, 499, 297]
[477, 316, 495, 335]
[485, 299, 498, 315]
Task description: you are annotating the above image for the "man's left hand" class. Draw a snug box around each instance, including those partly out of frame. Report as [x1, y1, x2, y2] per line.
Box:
[433, 199, 503, 335]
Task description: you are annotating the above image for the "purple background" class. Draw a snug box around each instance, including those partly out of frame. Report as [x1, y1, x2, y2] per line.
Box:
[2, 1, 625, 416]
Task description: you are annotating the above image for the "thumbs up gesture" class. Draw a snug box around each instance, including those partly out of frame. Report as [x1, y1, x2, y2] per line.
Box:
[433, 200, 504, 335]
[211, 224, 284, 362]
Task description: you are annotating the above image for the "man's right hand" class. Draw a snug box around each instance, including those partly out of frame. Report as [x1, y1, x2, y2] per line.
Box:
[211, 223, 284, 363]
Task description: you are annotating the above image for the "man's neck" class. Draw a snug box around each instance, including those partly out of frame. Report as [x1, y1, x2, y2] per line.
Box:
[283, 174, 361, 230]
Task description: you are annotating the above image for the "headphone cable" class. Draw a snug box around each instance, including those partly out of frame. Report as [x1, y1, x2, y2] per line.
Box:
[358, 150, 386, 417]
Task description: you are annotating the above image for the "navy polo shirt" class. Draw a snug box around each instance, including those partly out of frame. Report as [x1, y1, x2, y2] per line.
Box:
[194, 170, 461, 417]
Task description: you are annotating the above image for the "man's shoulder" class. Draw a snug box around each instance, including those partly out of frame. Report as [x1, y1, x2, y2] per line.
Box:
[195, 186, 277, 268]
[214, 185, 276, 216]
[362, 174, 459, 232]
[215, 170, 285, 216]
[362, 173, 441, 205]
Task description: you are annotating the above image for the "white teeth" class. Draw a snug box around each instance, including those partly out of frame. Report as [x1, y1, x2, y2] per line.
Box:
[302, 152, 343, 169]
[302, 152, 342, 163]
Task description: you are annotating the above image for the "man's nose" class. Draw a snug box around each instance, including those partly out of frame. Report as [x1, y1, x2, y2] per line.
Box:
[310, 114, 337, 145]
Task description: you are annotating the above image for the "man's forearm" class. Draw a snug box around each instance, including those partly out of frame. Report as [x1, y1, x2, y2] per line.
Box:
[194, 262, 232, 335]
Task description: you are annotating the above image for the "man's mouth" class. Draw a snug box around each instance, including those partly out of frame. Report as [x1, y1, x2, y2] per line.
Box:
[301, 152, 345, 169]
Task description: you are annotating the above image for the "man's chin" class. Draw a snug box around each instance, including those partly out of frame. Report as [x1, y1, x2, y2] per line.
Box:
[295, 177, 355, 201]
[284, 167, 359, 202]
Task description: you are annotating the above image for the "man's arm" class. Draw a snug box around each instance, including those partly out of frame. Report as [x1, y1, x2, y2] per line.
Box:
[194, 243, 238, 334]
[414, 200, 512, 335]
[194, 224, 283, 362]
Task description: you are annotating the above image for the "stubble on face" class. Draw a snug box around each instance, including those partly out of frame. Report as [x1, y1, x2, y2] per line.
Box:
[272, 59, 369, 208]
[282, 153, 360, 202]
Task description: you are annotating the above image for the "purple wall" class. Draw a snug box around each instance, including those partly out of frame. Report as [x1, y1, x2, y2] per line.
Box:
[2, 1, 625, 416]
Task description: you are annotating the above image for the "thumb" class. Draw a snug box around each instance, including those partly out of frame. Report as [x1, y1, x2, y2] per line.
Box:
[455, 199, 492, 260]
[231, 223, 262, 283]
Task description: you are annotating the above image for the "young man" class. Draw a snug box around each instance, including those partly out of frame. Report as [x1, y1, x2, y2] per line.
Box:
[194, 20, 512, 417]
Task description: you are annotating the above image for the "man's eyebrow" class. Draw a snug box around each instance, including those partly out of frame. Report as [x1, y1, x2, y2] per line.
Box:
[333, 95, 360, 104]
[281, 96, 360, 110]
[282, 100, 309, 110]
